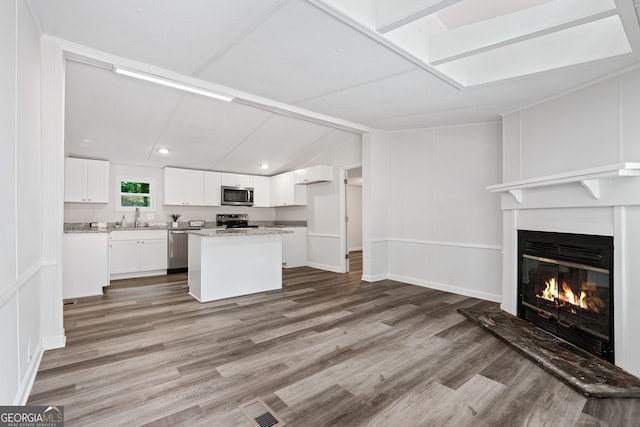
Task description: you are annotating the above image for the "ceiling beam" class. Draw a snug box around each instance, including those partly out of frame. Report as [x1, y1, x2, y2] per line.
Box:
[430, 0, 618, 66]
[305, 0, 463, 90]
[376, 0, 464, 34]
[614, 0, 640, 51]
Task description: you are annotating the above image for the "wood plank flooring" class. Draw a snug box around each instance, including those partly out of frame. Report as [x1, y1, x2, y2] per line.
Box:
[29, 252, 640, 426]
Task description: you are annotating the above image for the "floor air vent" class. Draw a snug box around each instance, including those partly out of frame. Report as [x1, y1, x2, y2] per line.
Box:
[239, 398, 285, 427]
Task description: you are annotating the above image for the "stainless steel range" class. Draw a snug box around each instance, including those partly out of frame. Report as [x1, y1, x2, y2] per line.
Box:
[216, 213, 257, 229]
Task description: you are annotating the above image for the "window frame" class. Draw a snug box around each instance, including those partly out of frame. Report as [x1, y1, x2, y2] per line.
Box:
[115, 175, 156, 212]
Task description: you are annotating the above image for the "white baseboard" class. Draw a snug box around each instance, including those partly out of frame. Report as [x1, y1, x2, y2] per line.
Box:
[361, 274, 388, 282]
[14, 341, 45, 405]
[306, 262, 344, 273]
[110, 270, 167, 281]
[349, 247, 362, 252]
[386, 273, 502, 302]
[42, 334, 66, 350]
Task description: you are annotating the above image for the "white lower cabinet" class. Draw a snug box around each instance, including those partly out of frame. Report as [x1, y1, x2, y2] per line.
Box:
[110, 230, 168, 278]
[109, 240, 139, 274]
[63, 233, 109, 298]
[282, 227, 307, 268]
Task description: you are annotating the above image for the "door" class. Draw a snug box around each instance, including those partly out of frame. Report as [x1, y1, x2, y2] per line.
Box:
[140, 238, 168, 271]
[184, 169, 204, 205]
[344, 167, 363, 273]
[85, 159, 109, 203]
[109, 240, 140, 274]
[203, 171, 221, 206]
[64, 157, 85, 202]
[164, 167, 187, 205]
[253, 176, 271, 207]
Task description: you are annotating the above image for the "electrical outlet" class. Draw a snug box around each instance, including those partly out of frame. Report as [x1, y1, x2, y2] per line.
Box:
[27, 341, 32, 363]
[146, 213, 154, 220]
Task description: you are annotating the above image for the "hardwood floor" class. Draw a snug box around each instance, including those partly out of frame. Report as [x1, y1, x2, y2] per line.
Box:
[29, 258, 640, 426]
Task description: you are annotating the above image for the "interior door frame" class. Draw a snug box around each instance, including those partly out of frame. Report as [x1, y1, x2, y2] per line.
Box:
[339, 163, 362, 274]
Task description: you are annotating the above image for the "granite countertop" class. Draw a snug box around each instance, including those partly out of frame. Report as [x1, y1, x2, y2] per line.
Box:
[64, 220, 307, 234]
[189, 228, 293, 237]
[249, 220, 307, 228]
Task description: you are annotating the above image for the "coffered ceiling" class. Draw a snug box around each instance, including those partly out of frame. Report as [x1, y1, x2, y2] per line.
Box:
[28, 0, 640, 174]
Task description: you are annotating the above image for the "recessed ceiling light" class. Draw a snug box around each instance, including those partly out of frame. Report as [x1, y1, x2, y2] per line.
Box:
[158, 148, 169, 154]
[260, 164, 269, 170]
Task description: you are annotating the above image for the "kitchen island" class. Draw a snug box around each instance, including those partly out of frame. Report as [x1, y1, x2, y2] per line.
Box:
[188, 228, 293, 302]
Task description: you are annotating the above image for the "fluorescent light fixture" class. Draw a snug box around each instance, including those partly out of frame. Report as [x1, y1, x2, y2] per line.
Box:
[157, 148, 169, 154]
[260, 163, 269, 170]
[113, 67, 234, 102]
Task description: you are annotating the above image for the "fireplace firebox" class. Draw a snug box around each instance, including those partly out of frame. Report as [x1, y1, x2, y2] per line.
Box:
[518, 230, 614, 363]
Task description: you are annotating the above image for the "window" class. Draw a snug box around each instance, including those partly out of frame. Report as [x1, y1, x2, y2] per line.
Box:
[116, 176, 155, 211]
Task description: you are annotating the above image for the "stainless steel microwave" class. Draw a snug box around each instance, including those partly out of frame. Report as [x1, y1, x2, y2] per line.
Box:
[221, 186, 254, 206]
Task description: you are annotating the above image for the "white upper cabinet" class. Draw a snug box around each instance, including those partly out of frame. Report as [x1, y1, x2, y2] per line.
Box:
[163, 166, 325, 208]
[271, 172, 307, 207]
[184, 169, 204, 205]
[203, 171, 221, 206]
[164, 167, 204, 206]
[252, 176, 271, 207]
[64, 157, 109, 203]
[221, 173, 253, 188]
[294, 165, 333, 184]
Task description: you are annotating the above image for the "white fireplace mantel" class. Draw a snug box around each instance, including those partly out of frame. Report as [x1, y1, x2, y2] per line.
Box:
[487, 163, 640, 203]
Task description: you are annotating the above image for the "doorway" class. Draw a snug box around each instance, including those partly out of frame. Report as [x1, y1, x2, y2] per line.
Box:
[345, 167, 362, 273]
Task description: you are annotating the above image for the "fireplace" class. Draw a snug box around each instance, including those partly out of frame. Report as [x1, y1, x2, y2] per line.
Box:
[518, 230, 614, 363]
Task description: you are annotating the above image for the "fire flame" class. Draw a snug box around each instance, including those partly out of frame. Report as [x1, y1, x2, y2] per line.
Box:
[538, 277, 605, 314]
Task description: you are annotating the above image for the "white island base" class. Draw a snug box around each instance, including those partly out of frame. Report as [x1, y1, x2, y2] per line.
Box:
[188, 231, 284, 302]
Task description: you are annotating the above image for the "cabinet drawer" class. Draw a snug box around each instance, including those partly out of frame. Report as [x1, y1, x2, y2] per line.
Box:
[110, 230, 168, 241]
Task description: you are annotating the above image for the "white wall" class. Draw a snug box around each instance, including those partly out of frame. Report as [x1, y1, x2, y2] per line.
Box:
[387, 123, 503, 300]
[362, 132, 391, 281]
[0, 0, 53, 404]
[347, 184, 362, 251]
[501, 66, 640, 376]
[276, 136, 362, 272]
[64, 163, 277, 223]
[362, 123, 503, 300]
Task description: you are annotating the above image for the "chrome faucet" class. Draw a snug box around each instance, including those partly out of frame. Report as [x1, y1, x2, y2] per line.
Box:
[134, 207, 141, 228]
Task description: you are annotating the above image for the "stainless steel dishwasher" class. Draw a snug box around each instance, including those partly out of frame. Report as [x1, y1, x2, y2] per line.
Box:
[167, 220, 204, 273]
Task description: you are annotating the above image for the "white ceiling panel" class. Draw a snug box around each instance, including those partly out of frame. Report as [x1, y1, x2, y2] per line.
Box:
[280, 130, 362, 170]
[197, 0, 417, 104]
[155, 97, 272, 171]
[297, 69, 470, 125]
[366, 105, 503, 130]
[462, 53, 640, 109]
[32, 0, 283, 75]
[65, 61, 182, 164]
[65, 60, 357, 174]
[214, 113, 353, 174]
[30, 0, 640, 174]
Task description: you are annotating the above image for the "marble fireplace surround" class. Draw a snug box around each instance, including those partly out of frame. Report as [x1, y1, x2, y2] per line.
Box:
[490, 163, 640, 377]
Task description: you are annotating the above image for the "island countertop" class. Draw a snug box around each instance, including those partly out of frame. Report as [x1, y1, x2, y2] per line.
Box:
[188, 228, 293, 237]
